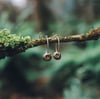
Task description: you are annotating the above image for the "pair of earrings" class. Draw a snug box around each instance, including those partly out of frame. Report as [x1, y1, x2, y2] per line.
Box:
[43, 35, 61, 61]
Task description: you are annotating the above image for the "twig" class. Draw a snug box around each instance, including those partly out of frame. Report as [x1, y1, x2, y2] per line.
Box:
[0, 27, 100, 59]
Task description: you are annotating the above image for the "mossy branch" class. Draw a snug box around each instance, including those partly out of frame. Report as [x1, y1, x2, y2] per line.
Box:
[0, 27, 100, 59]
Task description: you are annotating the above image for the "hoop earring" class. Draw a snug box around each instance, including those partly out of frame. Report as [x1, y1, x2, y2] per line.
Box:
[53, 36, 61, 60]
[43, 35, 52, 61]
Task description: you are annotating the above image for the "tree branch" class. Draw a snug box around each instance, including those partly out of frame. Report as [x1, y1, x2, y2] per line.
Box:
[0, 27, 100, 59]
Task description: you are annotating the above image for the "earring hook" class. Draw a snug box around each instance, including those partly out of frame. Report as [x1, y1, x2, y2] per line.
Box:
[54, 35, 60, 52]
[43, 35, 52, 61]
[57, 36, 60, 51]
[53, 35, 61, 60]
[46, 35, 49, 53]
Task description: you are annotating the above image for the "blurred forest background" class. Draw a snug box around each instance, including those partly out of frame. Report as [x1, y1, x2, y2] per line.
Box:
[0, 0, 100, 99]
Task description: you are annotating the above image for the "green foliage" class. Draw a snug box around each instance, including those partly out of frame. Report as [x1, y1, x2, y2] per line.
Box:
[0, 7, 100, 99]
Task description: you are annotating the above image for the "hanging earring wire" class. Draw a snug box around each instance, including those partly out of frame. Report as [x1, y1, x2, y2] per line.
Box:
[46, 35, 49, 53]
[53, 35, 61, 60]
[43, 35, 52, 61]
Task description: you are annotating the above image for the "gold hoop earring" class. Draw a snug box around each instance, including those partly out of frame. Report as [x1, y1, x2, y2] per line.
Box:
[43, 35, 52, 61]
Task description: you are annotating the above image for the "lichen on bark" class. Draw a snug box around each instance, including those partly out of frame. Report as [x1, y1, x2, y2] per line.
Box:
[0, 29, 31, 49]
[0, 27, 100, 59]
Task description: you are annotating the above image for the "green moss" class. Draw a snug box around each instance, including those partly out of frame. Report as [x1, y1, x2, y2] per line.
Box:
[0, 29, 31, 49]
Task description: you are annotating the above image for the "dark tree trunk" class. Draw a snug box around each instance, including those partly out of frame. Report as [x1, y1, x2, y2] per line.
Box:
[33, 0, 55, 35]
